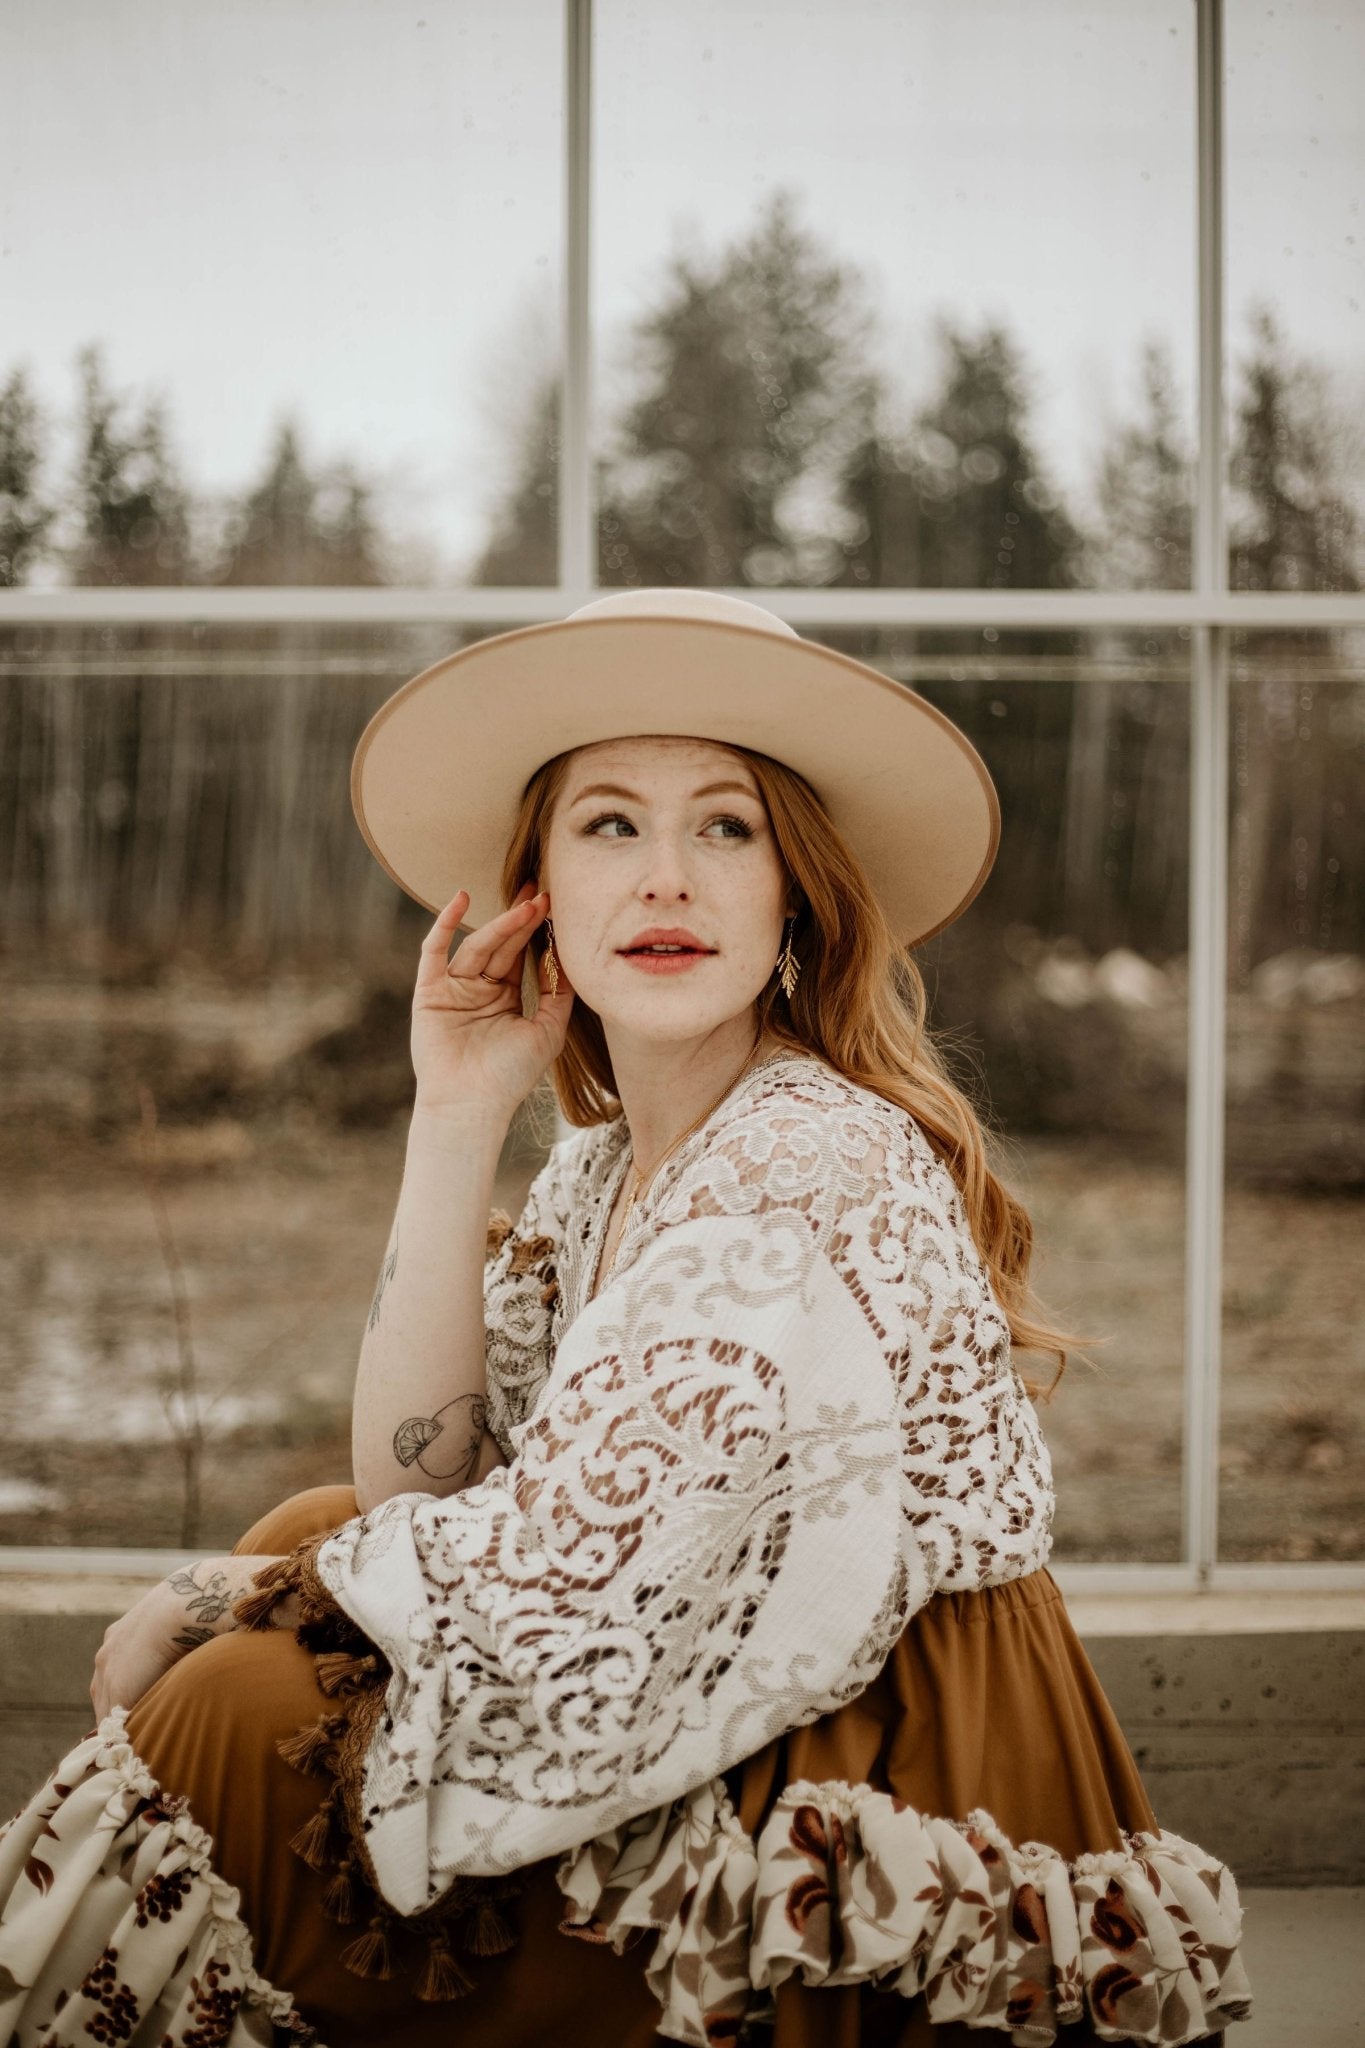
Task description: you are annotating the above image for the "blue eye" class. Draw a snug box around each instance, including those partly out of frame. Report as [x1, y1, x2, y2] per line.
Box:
[584, 812, 636, 837]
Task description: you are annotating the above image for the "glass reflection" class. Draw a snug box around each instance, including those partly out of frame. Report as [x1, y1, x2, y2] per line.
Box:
[1226, 5, 1365, 594]
[1220, 626, 1365, 1560]
[0, 623, 546, 1549]
[818, 625, 1192, 1560]
[592, 0, 1196, 592]
[0, 3, 562, 591]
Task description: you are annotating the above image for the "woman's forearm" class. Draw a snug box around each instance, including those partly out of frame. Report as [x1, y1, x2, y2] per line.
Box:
[350, 1103, 510, 1514]
[92, 1554, 296, 1721]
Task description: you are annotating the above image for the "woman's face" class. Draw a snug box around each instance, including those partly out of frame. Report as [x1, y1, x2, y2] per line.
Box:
[538, 735, 792, 1053]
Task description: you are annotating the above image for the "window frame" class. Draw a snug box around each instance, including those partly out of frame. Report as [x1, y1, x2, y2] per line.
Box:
[2, 0, 1362, 1593]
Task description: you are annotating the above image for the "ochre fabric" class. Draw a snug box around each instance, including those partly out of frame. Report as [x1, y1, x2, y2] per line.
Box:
[122, 1484, 1217, 2048]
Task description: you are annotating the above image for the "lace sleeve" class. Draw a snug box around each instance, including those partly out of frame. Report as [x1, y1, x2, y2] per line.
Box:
[481, 1130, 586, 1461]
[640, 1074, 1055, 1593]
[314, 1172, 911, 1913]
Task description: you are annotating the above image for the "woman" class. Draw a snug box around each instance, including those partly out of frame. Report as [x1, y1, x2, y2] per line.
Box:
[0, 588, 1250, 2047]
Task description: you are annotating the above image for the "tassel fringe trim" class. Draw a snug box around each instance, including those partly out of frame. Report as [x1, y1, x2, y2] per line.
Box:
[235, 1532, 526, 2003]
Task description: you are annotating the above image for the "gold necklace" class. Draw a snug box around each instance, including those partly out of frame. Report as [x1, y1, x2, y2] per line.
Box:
[603, 1037, 778, 1278]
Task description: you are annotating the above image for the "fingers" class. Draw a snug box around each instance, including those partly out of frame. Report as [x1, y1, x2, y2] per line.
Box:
[451, 891, 549, 986]
[417, 884, 548, 993]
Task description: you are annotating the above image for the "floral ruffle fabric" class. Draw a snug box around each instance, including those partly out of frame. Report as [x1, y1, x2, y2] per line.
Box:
[557, 1774, 1253, 2047]
[0, 1709, 316, 2046]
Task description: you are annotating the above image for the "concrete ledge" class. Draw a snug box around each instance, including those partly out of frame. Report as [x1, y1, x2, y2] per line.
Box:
[2, 1579, 1361, 1884]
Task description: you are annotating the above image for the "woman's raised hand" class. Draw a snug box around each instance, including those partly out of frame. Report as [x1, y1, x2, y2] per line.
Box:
[410, 882, 575, 1122]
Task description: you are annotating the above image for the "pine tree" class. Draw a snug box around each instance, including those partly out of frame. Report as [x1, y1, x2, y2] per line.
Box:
[66, 344, 196, 585]
[838, 315, 1085, 595]
[1226, 302, 1362, 977]
[473, 377, 559, 586]
[215, 420, 386, 584]
[1084, 336, 1192, 591]
[597, 187, 878, 588]
[0, 366, 57, 586]
[1230, 301, 1361, 597]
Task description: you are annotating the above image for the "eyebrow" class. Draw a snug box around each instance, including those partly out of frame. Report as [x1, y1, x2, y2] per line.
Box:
[567, 779, 761, 807]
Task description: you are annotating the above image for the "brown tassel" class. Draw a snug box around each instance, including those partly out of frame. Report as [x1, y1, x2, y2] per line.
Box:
[321, 1858, 364, 1926]
[315, 1651, 379, 1696]
[338, 1914, 395, 1981]
[466, 1898, 517, 1956]
[415, 1928, 474, 2002]
[288, 1789, 344, 1872]
[233, 1583, 289, 1630]
[508, 1230, 556, 1275]
[232, 1557, 301, 1630]
[275, 1715, 343, 1775]
[296, 1608, 370, 1656]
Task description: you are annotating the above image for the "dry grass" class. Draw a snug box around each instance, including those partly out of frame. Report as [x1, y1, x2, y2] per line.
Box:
[0, 1116, 1359, 1561]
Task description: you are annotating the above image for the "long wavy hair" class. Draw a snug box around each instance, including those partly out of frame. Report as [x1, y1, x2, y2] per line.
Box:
[500, 741, 1099, 1400]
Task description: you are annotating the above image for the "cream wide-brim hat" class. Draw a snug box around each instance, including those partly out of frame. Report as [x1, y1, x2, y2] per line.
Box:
[350, 587, 1000, 949]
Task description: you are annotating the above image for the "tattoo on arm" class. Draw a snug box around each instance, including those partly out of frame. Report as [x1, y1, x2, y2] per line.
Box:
[393, 1394, 489, 1482]
[368, 1221, 399, 1332]
[170, 1623, 217, 1653]
[165, 1565, 234, 1634]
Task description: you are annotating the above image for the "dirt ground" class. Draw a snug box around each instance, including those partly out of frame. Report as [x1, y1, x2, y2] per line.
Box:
[0, 1110, 1358, 1563]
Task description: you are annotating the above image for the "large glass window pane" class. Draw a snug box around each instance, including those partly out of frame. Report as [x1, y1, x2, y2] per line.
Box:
[0, 5, 562, 593]
[0, 622, 1194, 1558]
[0, 623, 550, 1548]
[590, 1, 1196, 592]
[812, 624, 1192, 1559]
[1220, 625, 1365, 1561]
[1226, 4, 1365, 593]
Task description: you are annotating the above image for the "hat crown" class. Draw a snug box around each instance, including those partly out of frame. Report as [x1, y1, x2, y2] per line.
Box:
[566, 585, 799, 639]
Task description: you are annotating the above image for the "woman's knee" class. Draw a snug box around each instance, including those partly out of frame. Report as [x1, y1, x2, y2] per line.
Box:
[126, 1628, 328, 1790]
[233, 1483, 359, 1555]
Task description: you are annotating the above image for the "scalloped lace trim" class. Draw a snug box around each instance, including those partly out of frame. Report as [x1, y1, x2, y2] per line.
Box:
[0, 1708, 320, 2044]
[556, 1775, 1253, 2047]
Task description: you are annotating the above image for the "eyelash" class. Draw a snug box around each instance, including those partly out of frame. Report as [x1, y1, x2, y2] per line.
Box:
[583, 811, 754, 841]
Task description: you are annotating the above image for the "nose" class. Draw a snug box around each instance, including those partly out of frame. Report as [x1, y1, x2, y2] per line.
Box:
[635, 827, 693, 905]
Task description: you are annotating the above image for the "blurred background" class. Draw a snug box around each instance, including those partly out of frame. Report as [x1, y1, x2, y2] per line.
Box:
[0, 0, 1360, 1566]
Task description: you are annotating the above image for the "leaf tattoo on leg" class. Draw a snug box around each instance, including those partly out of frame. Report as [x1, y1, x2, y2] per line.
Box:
[393, 1393, 489, 1483]
[368, 1220, 399, 1332]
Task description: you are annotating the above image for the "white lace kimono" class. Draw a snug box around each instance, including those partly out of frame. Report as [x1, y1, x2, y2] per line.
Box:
[317, 1051, 1055, 1914]
[0, 1052, 1251, 2047]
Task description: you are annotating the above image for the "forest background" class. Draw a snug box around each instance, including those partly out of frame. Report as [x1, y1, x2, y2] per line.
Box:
[0, 190, 1360, 1562]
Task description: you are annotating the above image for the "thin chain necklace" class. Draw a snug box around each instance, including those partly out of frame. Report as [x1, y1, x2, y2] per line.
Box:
[601, 1037, 781, 1282]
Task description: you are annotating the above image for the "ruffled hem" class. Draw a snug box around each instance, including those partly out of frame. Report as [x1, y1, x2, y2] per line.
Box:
[0, 1706, 320, 2045]
[555, 1775, 1253, 2047]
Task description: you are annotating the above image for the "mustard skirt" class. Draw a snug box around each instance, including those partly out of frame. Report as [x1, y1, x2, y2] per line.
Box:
[101, 1485, 1230, 2047]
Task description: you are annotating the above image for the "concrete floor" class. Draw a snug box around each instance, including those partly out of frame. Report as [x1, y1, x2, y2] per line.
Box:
[1236, 1890, 1363, 2045]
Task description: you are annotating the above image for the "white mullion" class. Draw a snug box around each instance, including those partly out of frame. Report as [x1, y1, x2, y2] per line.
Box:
[2, 588, 1364, 628]
[559, 0, 594, 594]
[1182, 0, 1228, 1583]
[1184, 625, 1229, 1583]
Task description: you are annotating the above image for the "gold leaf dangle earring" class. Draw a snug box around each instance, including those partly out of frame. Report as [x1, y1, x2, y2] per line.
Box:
[775, 914, 800, 999]
[543, 917, 560, 996]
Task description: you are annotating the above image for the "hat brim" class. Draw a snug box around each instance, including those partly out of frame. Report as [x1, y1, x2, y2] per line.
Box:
[351, 615, 1000, 948]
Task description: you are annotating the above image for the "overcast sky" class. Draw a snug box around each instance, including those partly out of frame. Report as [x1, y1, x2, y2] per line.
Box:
[3, 0, 1360, 579]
